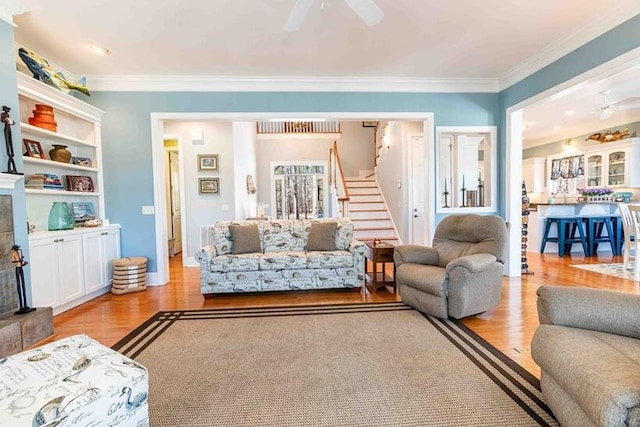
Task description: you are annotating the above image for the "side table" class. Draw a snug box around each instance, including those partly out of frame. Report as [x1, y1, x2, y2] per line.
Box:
[363, 241, 396, 293]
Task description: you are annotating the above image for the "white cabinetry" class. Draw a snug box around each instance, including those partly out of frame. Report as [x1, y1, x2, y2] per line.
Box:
[17, 72, 105, 232]
[583, 138, 640, 188]
[83, 228, 121, 294]
[30, 234, 83, 308]
[522, 157, 546, 193]
[29, 226, 121, 315]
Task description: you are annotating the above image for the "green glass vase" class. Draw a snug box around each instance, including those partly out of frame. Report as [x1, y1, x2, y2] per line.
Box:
[48, 202, 74, 231]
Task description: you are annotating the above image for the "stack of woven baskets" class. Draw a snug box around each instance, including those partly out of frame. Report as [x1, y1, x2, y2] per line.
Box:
[111, 257, 147, 295]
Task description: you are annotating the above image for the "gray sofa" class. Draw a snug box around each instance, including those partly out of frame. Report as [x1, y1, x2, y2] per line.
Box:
[195, 218, 365, 295]
[531, 286, 640, 427]
[394, 214, 507, 319]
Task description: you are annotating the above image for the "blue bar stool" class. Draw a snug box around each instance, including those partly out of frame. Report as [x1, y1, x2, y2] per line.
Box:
[540, 216, 588, 257]
[580, 216, 616, 256]
[609, 215, 624, 255]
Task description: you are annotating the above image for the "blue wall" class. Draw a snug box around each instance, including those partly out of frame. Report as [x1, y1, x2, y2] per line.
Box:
[0, 20, 30, 302]
[90, 91, 498, 272]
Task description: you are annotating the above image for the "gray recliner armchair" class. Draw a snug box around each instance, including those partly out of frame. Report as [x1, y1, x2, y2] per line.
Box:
[393, 214, 507, 319]
[531, 286, 640, 427]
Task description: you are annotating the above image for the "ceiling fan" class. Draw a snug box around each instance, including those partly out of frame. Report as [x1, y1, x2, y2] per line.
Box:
[595, 90, 640, 120]
[284, 0, 384, 32]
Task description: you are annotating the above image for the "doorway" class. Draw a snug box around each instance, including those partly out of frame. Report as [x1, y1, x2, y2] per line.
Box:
[150, 113, 434, 286]
[163, 134, 188, 272]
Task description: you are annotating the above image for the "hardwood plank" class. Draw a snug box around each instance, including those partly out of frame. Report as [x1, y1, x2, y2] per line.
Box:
[41, 251, 639, 379]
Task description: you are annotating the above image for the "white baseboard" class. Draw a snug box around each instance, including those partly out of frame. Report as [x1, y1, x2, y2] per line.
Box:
[146, 272, 166, 286]
[185, 256, 199, 267]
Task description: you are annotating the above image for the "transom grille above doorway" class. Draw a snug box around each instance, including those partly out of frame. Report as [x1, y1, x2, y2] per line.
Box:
[257, 120, 341, 134]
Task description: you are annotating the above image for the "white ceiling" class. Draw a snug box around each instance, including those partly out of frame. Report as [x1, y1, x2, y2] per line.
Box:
[9, 1, 640, 146]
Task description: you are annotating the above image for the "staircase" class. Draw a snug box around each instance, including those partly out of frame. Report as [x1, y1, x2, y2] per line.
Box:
[344, 177, 399, 245]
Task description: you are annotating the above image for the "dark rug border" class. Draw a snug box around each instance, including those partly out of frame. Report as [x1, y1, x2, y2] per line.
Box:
[111, 301, 406, 351]
[450, 317, 542, 390]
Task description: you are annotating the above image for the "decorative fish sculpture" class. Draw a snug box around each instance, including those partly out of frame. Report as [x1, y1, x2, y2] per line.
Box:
[18, 48, 90, 96]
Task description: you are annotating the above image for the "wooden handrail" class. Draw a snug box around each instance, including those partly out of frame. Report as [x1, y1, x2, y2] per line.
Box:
[332, 141, 350, 202]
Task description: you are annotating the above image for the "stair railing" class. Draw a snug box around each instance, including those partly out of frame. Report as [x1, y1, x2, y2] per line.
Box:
[329, 141, 350, 217]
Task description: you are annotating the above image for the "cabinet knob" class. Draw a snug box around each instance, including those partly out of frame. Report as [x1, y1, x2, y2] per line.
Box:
[53, 238, 59, 243]
[101, 232, 108, 236]
[58, 238, 64, 242]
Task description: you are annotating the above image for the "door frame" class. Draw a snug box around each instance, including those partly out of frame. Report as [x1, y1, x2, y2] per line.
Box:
[150, 112, 434, 286]
[504, 46, 640, 277]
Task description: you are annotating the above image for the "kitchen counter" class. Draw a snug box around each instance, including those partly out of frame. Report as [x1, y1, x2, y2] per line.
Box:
[528, 203, 621, 255]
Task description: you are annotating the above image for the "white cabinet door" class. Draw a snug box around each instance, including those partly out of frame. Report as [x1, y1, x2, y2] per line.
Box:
[83, 231, 104, 294]
[83, 229, 121, 293]
[101, 229, 121, 286]
[57, 235, 84, 304]
[605, 148, 628, 187]
[522, 157, 545, 193]
[29, 238, 60, 308]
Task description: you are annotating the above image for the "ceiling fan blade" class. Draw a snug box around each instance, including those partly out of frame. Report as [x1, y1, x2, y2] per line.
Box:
[284, 0, 314, 32]
[343, 0, 384, 27]
[611, 96, 640, 107]
[616, 102, 640, 110]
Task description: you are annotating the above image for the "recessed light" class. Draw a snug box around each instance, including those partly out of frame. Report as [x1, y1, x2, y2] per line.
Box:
[90, 46, 110, 56]
[564, 110, 575, 116]
[552, 125, 562, 130]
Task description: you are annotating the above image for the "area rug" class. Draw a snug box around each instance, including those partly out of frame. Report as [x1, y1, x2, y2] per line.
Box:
[570, 262, 639, 281]
[113, 302, 556, 426]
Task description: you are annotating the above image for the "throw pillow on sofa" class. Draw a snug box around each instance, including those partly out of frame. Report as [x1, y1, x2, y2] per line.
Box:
[229, 224, 261, 254]
[306, 222, 337, 251]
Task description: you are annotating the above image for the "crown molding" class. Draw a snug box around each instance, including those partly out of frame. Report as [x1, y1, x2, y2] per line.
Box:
[0, 0, 28, 26]
[499, 7, 640, 91]
[87, 75, 500, 93]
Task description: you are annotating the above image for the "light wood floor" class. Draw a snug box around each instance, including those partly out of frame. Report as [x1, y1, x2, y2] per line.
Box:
[47, 250, 639, 378]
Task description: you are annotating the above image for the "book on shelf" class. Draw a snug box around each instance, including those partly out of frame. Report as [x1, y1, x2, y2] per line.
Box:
[26, 173, 64, 190]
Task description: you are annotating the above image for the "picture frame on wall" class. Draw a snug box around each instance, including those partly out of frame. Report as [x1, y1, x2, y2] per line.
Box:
[197, 154, 219, 171]
[66, 175, 94, 192]
[23, 139, 45, 159]
[199, 177, 220, 194]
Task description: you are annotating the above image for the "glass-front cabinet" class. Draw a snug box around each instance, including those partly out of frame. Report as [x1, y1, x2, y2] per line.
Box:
[580, 141, 640, 189]
[607, 150, 626, 186]
[585, 154, 602, 187]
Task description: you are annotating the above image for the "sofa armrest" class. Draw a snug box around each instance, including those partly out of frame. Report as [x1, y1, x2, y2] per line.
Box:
[195, 245, 217, 267]
[445, 253, 497, 274]
[537, 285, 640, 339]
[393, 245, 439, 267]
[348, 238, 366, 255]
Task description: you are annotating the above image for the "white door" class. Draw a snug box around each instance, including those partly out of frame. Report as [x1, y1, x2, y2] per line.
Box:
[83, 231, 104, 294]
[29, 238, 60, 308]
[102, 230, 121, 286]
[57, 234, 84, 304]
[410, 135, 426, 245]
[169, 151, 182, 254]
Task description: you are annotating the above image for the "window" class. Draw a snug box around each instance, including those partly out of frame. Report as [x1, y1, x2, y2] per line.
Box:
[272, 163, 326, 219]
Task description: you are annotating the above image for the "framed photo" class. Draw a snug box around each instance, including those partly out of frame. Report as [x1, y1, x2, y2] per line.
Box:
[71, 157, 92, 167]
[23, 139, 45, 159]
[198, 154, 219, 171]
[71, 202, 96, 224]
[66, 175, 94, 192]
[362, 121, 379, 128]
[199, 177, 219, 194]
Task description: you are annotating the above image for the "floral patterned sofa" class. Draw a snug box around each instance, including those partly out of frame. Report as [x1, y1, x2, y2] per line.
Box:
[195, 218, 366, 295]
